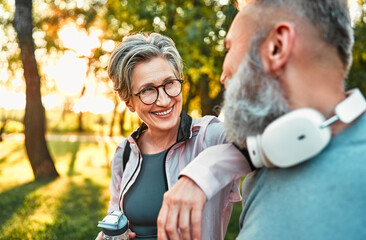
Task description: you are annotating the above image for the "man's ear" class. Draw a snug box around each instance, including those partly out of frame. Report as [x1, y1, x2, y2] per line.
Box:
[125, 100, 135, 112]
[260, 22, 295, 76]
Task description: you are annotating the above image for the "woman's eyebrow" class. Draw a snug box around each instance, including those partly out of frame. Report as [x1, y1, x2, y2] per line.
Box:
[137, 76, 176, 90]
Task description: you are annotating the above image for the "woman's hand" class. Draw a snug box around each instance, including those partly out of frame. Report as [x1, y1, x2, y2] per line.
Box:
[95, 231, 103, 240]
[95, 230, 136, 239]
[129, 230, 136, 239]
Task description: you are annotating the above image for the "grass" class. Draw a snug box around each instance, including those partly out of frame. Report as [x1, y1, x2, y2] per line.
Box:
[0, 135, 241, 240]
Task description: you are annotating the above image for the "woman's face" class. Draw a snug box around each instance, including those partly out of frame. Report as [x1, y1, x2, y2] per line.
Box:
[126, 57, 183, 134]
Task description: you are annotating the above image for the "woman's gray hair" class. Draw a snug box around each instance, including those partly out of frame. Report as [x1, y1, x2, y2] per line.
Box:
[108, 33, 183, 101]
[252, 0, 354, 72]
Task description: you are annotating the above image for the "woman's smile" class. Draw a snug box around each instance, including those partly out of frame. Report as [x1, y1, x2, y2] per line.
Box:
[152, 105, 174, 117]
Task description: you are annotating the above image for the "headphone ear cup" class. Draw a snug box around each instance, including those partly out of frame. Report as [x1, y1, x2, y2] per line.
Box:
[246, 135, 275, 168]
[247, 135, 264, 168]
[260, 108, 331, 167]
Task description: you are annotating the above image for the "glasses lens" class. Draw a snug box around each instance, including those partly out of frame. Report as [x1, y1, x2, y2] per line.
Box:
[165, 80, 182, 97]
[140, 87, 158, 105]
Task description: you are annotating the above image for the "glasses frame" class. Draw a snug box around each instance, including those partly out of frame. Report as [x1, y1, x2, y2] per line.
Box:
[132, 79, 184, 105]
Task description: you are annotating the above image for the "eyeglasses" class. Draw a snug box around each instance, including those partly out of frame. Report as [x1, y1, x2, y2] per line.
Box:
[132, 79, 183, 105]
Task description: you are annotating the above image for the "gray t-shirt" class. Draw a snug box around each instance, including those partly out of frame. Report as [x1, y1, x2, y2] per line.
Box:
[237, 114, 366, 240]
[123, 150, 168, 240]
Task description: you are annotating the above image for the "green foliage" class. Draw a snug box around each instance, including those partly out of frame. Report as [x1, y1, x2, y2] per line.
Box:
[348, 0, 366, 95]
[225, 201, 241, 239]
[3, 119, 24, 133]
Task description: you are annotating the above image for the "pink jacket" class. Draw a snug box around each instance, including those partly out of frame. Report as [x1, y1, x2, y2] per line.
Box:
[108, 111, 252, 239]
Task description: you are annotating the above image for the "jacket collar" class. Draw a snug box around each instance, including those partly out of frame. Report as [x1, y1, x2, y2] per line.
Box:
[130, 111, 192, 144]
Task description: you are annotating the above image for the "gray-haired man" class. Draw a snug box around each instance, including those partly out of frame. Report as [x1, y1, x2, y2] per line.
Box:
[158, 1, 366, 239]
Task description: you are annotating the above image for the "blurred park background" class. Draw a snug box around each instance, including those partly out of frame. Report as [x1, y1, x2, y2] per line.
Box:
[0, 0, 365, 239]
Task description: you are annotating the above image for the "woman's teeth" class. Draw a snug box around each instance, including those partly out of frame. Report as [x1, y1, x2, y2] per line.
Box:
[154, 107, 173, 116]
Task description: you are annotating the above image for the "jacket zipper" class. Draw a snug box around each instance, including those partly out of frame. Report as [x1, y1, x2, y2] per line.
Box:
[163, 145, 174, 190]
[163, 141, 186, 190]
[119, 150, 142, 211]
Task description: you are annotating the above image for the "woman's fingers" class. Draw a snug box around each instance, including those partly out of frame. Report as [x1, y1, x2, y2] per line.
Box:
[128, 230, 136, 239]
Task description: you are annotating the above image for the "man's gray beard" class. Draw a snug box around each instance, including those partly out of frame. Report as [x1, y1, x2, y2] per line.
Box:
[223, 43, 290, 148]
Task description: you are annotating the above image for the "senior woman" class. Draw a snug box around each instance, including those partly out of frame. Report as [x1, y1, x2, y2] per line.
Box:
[96, 32, 247, 240]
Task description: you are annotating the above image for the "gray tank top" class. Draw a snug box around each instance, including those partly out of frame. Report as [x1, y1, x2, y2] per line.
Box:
[123, 149, 168, 239]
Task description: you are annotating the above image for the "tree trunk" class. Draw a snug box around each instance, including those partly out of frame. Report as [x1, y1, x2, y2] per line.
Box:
[78, 85, 86, 132]
[211, 87, 224, 117]
[200, 74, 224, 116]
[13, 0, 59, 179]
[0, 120, 8, 142]
[119, 108, 126, 136]
[183, 75, 195, 113]
[109, 95, 119, 137]
[200, 74, 211, 116]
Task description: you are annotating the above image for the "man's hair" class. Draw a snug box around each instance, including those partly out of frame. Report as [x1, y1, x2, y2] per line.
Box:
[108, 33, 183, 101]
[249, 0, 354, 71]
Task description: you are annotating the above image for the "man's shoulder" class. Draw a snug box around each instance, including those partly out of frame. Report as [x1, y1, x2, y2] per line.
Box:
[239, 114, 366, 240]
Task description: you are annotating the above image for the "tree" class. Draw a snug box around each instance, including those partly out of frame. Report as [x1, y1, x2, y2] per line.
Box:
[348, 0, 366, 95]
[13, 0, 58, 179]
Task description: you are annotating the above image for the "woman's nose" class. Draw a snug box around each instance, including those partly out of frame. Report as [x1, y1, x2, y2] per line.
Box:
[155, 87, 171, 106]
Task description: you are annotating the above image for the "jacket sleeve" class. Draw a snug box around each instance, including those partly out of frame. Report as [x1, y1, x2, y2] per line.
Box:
[180, 118, 253, 200]
[107, 141, 126, 213]
[180, 143, 252, 200]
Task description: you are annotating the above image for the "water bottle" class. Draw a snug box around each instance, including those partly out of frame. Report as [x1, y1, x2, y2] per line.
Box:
[98, 210, 129, 240]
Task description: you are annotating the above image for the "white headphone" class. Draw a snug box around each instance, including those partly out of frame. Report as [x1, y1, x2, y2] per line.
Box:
[246, 88, 366, 168]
